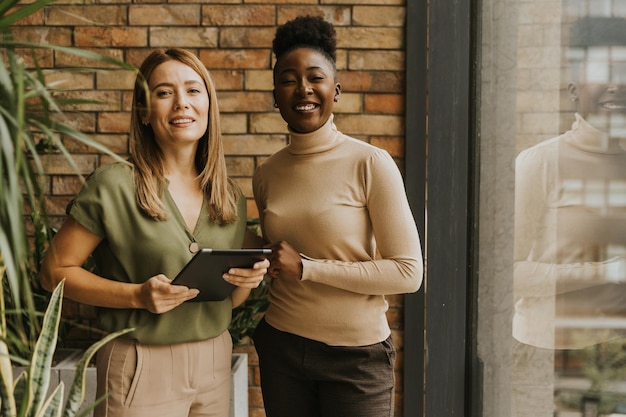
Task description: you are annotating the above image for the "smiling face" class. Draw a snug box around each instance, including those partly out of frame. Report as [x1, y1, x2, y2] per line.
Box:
[569, 46, 626, 135]
[273, 48, 341, 133]
[145, 60, 210, 149]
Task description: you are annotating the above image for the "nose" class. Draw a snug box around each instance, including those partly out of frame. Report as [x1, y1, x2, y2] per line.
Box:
[296, 81, 313, 96]
[174, 94, 190, 110]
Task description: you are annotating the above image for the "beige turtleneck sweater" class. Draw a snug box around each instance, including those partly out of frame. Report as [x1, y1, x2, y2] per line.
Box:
[253, 115, 423, 346]
[514, 114, 626, 349]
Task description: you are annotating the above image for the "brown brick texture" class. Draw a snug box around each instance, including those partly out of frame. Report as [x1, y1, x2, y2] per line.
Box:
[12, 2, 411, 416]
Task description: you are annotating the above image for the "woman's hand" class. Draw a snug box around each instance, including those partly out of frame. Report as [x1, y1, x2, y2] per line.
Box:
[226, 259, 269, 308]
[138, 274, 199, 314]
[268, 241, 303, 280]
[223, 259, 269, 289]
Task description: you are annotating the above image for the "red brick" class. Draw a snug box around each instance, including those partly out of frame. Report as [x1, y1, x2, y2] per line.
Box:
[98, 112, 131, 133]
[129, 5, 200, 26]
[218, 91, 273, 113]
[337, 70, 404, 93]
[349, 50, 405, 71]
[55, 48, 125, 70]
[201, 5, 275, 26]
[199, 49, 270, 70]
[370, 136, 405, 157]
[150, 27, 218, 48]
[353, 6, 405, 26]
[75, 27, 147, 47]
[364, 93, 405, 114]
[212, 70, 245, 91]
[248, 386, 264, 408]
[53, 91, 121, 112]
[219, 27, 275, 48]
[10, 27, 72, 45]
[45, 5, 127, 26]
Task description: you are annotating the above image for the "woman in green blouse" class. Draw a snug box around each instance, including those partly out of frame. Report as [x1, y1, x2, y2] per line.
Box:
[40, 48, 268, 417]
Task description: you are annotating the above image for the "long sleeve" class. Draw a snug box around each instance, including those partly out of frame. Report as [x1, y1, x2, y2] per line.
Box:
[301, 150, 423, 295]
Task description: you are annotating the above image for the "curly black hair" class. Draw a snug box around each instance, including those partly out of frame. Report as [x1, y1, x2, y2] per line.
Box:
[272, 15, 337, 63]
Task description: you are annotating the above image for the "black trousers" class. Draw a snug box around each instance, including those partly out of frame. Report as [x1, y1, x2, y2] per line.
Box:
[252, 318, 396, 417]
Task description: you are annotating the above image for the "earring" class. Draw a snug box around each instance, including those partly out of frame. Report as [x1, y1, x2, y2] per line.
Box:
[274, 102, 278, 108]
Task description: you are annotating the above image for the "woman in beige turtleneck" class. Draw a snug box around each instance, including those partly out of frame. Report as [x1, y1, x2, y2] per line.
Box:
[252, 16, 423, 417]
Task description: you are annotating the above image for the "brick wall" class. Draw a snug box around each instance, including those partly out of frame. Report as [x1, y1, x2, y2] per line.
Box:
[12, 2, 410, 416]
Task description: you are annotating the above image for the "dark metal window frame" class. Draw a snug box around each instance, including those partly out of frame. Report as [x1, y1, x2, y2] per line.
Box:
[404, 0, 476, 415]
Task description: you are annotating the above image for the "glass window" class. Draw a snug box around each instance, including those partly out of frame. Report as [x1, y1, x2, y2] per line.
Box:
[477, 1, 626, 416]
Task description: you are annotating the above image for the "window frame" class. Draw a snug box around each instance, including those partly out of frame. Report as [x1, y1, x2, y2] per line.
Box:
[404, 0, 476, 415]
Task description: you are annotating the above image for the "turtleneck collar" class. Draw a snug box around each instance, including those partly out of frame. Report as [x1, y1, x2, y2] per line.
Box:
[286, 114, 343, 155]
[566, 113, 626, 154]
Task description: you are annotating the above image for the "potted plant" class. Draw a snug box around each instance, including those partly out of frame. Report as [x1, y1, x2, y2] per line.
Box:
[1, 277, 131, 417]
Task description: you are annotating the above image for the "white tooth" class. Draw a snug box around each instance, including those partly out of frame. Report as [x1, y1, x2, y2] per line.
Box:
[603, 103, 626, 110]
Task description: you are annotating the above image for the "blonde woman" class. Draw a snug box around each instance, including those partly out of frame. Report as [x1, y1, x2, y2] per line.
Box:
[41, 48, 268, 417]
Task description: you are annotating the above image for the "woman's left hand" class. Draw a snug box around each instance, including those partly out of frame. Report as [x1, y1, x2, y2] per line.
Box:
[223, 259, 269, 288]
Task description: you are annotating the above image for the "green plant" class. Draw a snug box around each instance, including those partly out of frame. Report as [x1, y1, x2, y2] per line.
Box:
[0, 0, 134, 359]
[0, 277, 132, 417]
[229, 219, 270, 345]
[230, 280, 269, 346]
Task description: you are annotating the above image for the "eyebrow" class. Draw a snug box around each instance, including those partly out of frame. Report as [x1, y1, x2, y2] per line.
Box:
[152, 80, 204, 90]
[278, 66, 327, 76]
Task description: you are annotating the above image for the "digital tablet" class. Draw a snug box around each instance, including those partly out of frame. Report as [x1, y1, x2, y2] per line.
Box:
[171, 248, 272, 302]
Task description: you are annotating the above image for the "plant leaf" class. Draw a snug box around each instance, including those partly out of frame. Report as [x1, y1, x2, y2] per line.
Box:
[62, 327, 133, 417]
[26, 281, 64, 417]
[0, 339, 17, 417]
[35, 382, 63, 417]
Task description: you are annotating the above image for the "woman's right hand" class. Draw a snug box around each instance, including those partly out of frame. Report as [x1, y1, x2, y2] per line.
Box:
[138, 274, 199, 314]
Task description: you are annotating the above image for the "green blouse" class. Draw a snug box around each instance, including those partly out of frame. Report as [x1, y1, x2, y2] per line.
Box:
[69, 162, 246, 344]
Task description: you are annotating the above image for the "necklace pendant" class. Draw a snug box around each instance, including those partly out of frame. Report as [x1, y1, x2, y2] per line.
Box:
[189, 242, 199, 253]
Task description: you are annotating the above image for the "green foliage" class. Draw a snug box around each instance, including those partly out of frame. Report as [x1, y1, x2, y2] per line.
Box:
[229, 218, 269, 346]
[0, 0, 135, 360]
[230, 280, 269, 346]
[0, 279, 133, 417]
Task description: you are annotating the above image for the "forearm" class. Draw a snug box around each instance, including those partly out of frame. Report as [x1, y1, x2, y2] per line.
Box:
[41, 263, 142, 309]
[231, 287, 251, 308]
[302, 255, 422, 295]
[513, 257, 626, 297]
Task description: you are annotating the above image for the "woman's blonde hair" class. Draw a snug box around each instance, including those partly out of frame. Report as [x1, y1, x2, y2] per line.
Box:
[130, 48, 239, 224]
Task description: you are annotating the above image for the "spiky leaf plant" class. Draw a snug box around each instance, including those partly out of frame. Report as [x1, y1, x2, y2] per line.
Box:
[0, 279, 132, 417]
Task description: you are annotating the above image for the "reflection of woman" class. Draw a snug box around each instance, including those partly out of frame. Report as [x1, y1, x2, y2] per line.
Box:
[252, 16, 423, 417]
[511, 16, 626, 417]
[41, 48, 268, 417]
[513, 16, 626, 350]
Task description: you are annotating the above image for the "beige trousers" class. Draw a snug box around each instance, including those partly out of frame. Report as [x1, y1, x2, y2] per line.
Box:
[94, 331, 232, 417]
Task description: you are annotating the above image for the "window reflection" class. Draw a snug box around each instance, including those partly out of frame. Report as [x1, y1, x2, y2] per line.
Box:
[512, 10, 626, 417]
